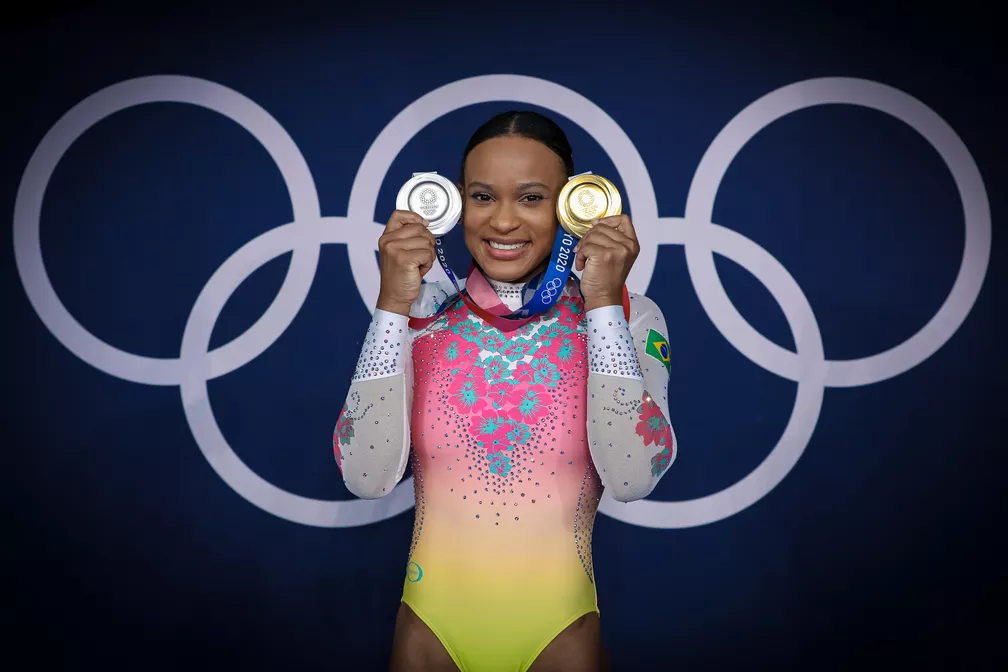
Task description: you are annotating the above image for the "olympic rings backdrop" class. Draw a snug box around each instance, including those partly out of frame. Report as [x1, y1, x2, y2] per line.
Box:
[4, 3, 1004, 669]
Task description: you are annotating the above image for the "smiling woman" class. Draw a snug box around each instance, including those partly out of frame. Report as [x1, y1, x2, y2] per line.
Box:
[462, 138, 561, 280]
[459, 114, 574, 286]
[333, 110, 679, 672]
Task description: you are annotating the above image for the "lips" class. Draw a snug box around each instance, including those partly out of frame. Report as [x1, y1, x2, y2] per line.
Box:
[484, 239, 529, 261]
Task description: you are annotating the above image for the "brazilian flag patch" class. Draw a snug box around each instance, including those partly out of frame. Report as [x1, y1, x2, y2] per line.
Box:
[645, 329, 671, 372]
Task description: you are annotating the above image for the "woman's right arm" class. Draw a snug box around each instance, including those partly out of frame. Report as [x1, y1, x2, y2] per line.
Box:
[333, 208, 436, 499]
[333, 310, 412, 499]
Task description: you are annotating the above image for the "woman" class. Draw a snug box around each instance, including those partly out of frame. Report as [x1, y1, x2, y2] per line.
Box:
[333, 111, 677, 671]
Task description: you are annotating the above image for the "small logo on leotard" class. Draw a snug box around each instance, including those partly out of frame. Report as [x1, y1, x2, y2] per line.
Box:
[406, 561, 423, 583]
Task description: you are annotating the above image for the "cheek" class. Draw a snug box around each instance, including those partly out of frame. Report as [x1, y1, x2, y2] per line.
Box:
[529, 215, 558, 248]
[461, 214, 483, 238]
[463, 222, 483, 246]
[463, 207, 490, 231]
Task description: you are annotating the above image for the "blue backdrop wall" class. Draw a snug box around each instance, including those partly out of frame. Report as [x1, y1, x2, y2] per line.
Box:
[4, 2, 1004, 669]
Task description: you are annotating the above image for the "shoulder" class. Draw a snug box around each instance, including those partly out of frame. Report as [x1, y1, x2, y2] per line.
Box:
[627, 291, 661, 314]
[626, 292, 668, 333]
[627, 293, 673, 376]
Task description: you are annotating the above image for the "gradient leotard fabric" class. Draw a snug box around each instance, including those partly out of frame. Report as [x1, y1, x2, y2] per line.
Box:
[335, 272, 677, 671]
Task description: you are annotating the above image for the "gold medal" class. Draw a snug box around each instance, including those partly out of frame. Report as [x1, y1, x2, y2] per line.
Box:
[556, 172, 622, 238]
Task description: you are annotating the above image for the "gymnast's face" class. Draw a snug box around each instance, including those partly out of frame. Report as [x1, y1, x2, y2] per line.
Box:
[460, 135, 567, 283]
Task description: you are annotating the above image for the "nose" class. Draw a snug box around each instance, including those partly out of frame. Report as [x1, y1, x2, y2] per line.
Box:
[488, 203, 521, 235]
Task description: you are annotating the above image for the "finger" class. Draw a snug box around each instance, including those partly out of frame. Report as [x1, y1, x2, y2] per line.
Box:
[574, 225, 628, 254]
[382, 241, 436, 270]
[382, 223, 436, 245]
[401, 248, 435, 269]
[595, 214, 637, 242]
[574, 241, 607, 272]
[582, 223, 638, 255]
[384, 219, 431, 241]
[380, 223, 437, 253]
[383, 237, 436, 256]
[384, 209, 428, 233]
[580, 224, 633, 250]
[576, 237, 635, 272]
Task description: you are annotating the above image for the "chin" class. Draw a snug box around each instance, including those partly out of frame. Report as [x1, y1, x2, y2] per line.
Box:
[479, 258, 531, 283]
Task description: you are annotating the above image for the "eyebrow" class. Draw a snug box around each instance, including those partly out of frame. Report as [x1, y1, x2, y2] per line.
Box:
[467, 181, 549, 191]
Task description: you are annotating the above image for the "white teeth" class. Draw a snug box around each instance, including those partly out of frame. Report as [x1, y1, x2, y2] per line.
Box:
[488, 241, 527, 250]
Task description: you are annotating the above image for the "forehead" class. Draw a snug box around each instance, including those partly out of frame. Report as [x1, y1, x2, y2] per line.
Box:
[464, 136, 566, 183]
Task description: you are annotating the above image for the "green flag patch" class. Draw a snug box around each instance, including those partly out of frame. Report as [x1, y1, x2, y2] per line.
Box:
[645, 329, 671, 372]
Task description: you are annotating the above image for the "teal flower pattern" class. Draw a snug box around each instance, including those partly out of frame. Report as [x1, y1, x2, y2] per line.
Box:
[477, 414, 507, 436]
[536, 322, 573, 348]
[512, 388, 549, 424]
[336, 406, 354, 445]
[449, 373, 487, 414]
[558, 299, 584, 330]
[482, 355, 512, 387]
[501, 338, 538, 362]
[454, 320, 484, 346]
[529, 357, 561, 387]
[555, 337, 576, 363]
[506, 420, 531, 445]
[488, 452, 513, 476]
[481, 331, 507, 353]
[438, 295, 594, 487]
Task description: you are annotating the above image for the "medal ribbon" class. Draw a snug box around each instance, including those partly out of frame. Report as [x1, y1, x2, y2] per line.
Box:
[408, 229, 629, 332]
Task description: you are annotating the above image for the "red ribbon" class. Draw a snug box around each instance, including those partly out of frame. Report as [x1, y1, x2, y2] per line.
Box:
[407, 266, 630, 332]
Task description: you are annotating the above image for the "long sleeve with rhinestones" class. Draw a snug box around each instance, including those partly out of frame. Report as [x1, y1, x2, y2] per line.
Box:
[333, 309, 412, 499]
[584, 296, 677, 502]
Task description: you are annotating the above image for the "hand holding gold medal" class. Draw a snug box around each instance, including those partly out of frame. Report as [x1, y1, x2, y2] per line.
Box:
[559, 173, 640, 312]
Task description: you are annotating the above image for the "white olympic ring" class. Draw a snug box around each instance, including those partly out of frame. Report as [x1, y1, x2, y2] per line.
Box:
[13, 74, 990, 530]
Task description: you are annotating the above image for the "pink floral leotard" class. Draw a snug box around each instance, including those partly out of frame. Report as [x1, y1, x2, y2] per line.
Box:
[334, 270, 677, 672]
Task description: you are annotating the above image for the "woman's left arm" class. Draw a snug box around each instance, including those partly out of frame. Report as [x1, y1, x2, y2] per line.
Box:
[575, 213, 679, 501]
[584, 295, 678, 502]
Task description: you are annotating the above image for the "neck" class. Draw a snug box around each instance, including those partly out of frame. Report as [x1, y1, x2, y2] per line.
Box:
[481, 259, 548, 286]
[484, 276, 524, 311]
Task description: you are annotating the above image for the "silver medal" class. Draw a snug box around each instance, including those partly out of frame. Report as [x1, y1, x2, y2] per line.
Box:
[395, 172, 461, 237]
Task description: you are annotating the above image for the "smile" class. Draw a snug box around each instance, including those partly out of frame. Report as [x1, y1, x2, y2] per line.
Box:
[484, 239, 530, 261]
[487, 241, 528, 250]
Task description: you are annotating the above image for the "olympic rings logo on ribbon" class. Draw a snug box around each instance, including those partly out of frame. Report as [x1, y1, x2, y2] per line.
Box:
[12, 74, 991, 529]
[539, 277, 565, 304]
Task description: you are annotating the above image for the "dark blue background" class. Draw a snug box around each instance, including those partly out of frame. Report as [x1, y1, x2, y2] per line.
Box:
[3, 1, 1004, 669]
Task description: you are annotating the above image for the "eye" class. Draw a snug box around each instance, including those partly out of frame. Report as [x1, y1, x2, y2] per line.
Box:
[521, 193, 545, 203]
[469, 192, 492, 203]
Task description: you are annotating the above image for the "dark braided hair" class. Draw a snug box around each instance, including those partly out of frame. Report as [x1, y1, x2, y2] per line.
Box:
[460, 110, 574, 182]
